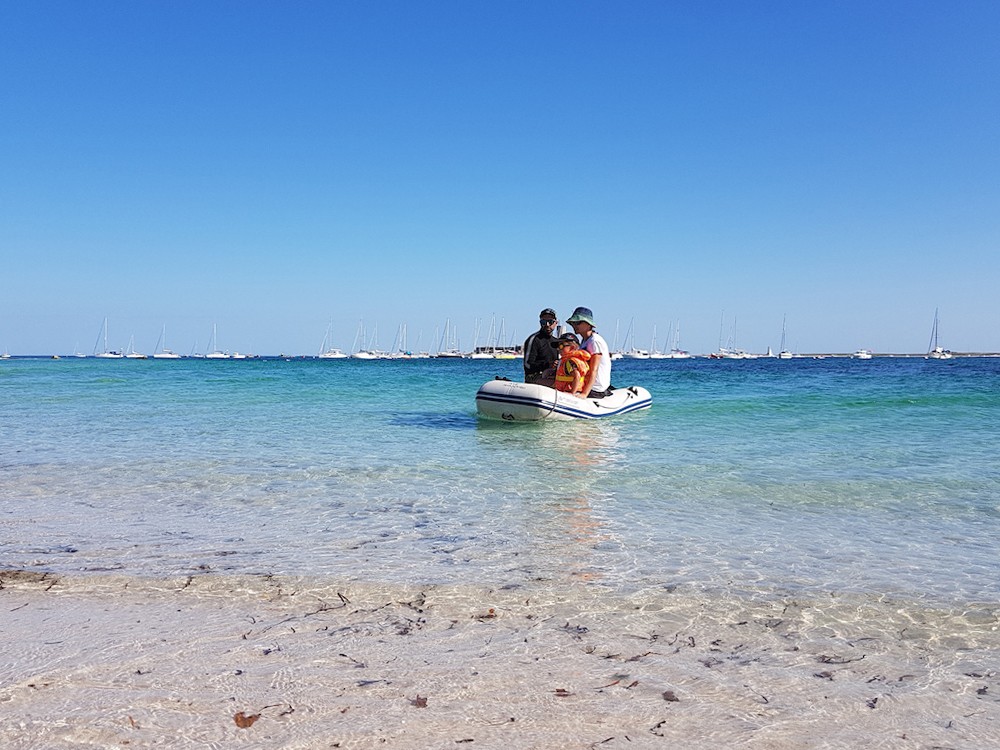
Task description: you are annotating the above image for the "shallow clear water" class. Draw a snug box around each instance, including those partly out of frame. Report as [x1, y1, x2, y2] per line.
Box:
[2, 356, 999, 606]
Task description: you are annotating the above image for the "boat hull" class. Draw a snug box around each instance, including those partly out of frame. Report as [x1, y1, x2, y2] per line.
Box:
[475, 380, 652, 421]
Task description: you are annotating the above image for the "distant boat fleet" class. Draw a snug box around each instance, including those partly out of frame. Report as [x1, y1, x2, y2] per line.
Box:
[0, 310, 975, 360]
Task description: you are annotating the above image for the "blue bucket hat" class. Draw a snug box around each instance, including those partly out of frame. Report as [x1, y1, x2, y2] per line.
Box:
[566, 306, 595, 326]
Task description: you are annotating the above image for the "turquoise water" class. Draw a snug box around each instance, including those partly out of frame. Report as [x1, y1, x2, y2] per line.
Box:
[2, 356, 998, 606]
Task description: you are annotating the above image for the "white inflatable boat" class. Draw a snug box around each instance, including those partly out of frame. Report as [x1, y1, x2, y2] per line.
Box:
[475, 379, 652, 421]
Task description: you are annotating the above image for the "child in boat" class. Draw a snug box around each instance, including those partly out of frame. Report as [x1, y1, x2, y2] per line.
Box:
[551, 332, 591, 396]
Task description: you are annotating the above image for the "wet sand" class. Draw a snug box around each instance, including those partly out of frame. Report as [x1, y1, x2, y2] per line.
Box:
[2, 570, 999, 749]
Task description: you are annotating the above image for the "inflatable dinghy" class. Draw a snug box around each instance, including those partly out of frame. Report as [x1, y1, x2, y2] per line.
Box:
[475, 379, 652, 421]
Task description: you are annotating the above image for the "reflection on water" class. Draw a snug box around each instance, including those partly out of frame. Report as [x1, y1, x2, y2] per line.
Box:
[472, 419, 627, 584]
[388, 411, 479, 430]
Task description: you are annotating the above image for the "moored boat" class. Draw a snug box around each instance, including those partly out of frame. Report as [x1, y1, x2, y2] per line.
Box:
[476, 379, 652, 421]
[926, 308, 953, 359]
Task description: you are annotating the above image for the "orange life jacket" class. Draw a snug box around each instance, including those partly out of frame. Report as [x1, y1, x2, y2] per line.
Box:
[554, 348, 591, 392]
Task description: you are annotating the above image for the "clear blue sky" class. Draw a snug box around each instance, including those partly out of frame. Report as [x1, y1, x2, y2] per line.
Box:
[2, 1, 998, 355]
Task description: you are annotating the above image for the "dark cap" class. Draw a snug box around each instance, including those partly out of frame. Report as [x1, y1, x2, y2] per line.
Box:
[550, 332, 580, 348]
[539, 308, 556, 319]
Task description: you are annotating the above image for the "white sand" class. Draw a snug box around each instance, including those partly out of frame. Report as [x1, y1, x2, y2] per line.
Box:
[2, 570, 999, 749]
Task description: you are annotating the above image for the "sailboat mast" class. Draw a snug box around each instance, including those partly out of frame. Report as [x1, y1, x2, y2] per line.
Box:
[928, 308, 939, 352]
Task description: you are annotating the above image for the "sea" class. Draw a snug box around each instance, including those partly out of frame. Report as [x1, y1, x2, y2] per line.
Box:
[2, 355, 999, 609]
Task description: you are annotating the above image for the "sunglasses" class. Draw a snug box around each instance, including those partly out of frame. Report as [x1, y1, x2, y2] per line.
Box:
[540, 319, 557, 325]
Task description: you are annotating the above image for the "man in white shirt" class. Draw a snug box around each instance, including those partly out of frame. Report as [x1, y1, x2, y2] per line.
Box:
[566, 306, 612, 398]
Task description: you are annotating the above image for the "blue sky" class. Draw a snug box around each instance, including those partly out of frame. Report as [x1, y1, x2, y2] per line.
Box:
[2, 1, 998, 355]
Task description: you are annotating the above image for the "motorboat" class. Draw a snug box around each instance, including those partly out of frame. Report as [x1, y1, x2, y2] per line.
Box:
[476, 379, 652, 421]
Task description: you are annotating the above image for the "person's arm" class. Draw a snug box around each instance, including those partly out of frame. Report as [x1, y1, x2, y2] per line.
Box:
[522, 335, 538, 376]
[580, 352, 600, 397]
[571, 362, 585, 396]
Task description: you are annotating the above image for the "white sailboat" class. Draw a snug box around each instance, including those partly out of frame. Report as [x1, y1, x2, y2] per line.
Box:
[469, 316, 495, 359]
[409, 330, 432, 359]
[494, 317, 518, 359]
[711, 314, 755, 359]
[387, 322, 413, 359]
[926, 308, 953, 359]
[621, 318, 650, 359]
[205, 323, 229, 358]
[93, 318, 124, 358]
[124, 334, 148, 359]
[350, 319, 382, 359]
[609, 319, 624, 360]
[318, 320, 348, 359]
[777, 315, 793, 359]
[435, 318, 464, 358]
[648, 325, 668, 359]
[665, 322, 692, 359]
[152, 325, 182, 358]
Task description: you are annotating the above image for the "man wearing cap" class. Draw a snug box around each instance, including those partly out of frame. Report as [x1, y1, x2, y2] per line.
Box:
[523, 308, 560, 386]
[566, 306, 612, 398]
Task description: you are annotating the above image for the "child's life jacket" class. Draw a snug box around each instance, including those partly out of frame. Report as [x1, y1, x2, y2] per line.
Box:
[554, 348, 591, 393]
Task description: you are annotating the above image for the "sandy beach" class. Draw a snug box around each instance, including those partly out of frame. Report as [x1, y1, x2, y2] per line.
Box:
[2, 570, 998, 749]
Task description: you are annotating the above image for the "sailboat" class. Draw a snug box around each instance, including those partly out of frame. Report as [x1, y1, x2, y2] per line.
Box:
[152, 325, 182, 358]
[205, 323, 229, 358]
[494, 318, 518, 359]
[318, 320, 348, 359]
[926, 308, 953, 359]
[609, 319, 624, 360]
[777, 315, 793, 359]
[648, 325, 668, 359]
[665, 322, 692, 359]
[469, 316, 495, 359]
[350, 320, 382, 359]
[124, 334, 148, 359]
[711, 314, 755, 359]
[621, 318, 650, 359]
[435, 318, 464, 358]
[387, 322, 413, 359]
[93, 318, 124, 358]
